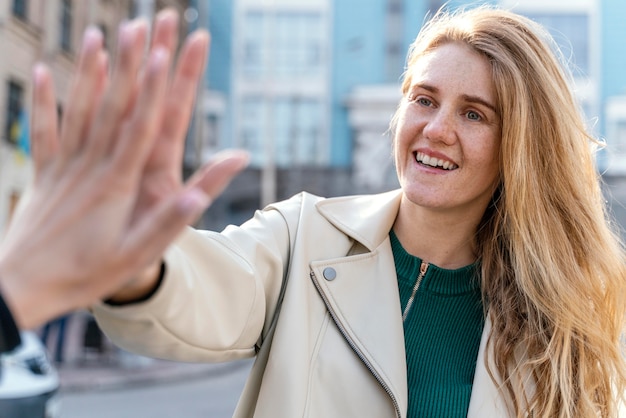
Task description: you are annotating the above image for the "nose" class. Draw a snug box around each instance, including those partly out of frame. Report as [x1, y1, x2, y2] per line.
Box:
[422, 108, 456, 145]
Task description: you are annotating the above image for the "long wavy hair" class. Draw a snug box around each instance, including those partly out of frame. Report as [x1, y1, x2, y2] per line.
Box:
[392, 7, 626, 417]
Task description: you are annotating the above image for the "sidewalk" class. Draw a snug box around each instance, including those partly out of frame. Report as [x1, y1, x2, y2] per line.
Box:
[42, 311, 250, 394]
[57, 357, 247, 394]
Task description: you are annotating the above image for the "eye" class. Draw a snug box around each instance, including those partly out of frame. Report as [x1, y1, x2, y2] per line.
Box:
[466, 110, 482, 121]
[418, 98, 432, 106]
[410, 96, 433, 107]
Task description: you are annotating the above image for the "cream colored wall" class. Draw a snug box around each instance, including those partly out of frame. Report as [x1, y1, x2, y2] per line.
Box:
[0, 0, 189, 234]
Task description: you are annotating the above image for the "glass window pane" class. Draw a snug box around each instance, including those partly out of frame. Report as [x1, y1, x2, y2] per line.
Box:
[12, 0, 26, 19]
[274, 99, 291, 166]
[5, 80, 24, 146]
[242, 12, 266, 78]
[240, 97, 266, 166]
[243, 11, 323, 78]
[525, 13, 589, 76]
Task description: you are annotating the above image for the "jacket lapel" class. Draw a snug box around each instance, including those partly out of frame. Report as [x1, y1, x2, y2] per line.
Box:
[467, 318, 513, 417]
[311, 190, 408, 416]
[315, 190, 403, 252]
[311, 243, 408, 417]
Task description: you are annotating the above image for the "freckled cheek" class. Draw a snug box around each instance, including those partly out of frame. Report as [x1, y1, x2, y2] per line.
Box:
[392, 120, 413, 158]
[462, 137, 499, 176]
[394, 113, 424, 149]
[477, 145, 501, 185]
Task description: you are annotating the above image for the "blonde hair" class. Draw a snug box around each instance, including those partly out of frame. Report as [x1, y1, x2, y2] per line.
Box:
[395, 7, 626, 418]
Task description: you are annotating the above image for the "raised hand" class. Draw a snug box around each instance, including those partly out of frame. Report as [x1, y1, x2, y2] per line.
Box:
[0, 10, 247, 329]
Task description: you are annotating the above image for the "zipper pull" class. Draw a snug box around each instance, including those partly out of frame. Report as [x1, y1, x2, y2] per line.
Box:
[402, 261, 429, 322]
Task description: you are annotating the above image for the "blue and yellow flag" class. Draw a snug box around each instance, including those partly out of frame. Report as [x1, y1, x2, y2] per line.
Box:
[11, 110, 30, 164]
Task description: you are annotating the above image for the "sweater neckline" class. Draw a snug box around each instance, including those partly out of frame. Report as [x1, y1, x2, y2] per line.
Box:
[389, 229, 480, 295]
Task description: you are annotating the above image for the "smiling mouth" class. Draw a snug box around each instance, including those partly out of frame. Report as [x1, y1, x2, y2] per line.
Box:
[415, 152, 458, 170]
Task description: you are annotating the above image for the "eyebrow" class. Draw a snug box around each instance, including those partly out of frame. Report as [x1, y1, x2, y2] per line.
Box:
[412, 83, 498, 114]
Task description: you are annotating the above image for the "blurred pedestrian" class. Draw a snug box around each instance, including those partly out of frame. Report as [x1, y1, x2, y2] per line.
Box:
[40, 314, 69, 363]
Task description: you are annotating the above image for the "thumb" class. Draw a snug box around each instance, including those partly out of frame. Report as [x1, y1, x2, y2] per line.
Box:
[186, 150, 249, 201]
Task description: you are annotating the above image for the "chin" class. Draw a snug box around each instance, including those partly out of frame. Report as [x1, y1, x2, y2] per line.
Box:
[401, 187, 447, 210]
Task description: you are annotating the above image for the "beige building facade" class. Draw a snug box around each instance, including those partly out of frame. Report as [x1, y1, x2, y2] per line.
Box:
[0, 0, 189, 233]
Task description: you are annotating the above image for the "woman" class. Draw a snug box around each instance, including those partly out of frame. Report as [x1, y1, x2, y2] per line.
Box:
[92, 6, 626, 418]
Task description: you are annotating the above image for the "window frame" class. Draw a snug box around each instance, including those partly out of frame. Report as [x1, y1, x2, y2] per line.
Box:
[5, 79, 24, 146]
[60, 0, 73, 53]
[12, 0, 27, 20]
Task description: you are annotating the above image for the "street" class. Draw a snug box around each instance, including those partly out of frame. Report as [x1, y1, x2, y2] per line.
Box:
[59, 360, 252, 418]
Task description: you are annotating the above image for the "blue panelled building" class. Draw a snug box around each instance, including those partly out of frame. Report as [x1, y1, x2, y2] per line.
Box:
[187, 0, 626, 231]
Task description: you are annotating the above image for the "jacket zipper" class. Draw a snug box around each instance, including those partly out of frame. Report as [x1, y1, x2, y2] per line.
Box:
[402, 261, 429, 322]
[310, 270, 402, 418]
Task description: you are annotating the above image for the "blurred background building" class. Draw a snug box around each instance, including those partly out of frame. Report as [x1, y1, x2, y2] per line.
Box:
[0, 0, 189, 234]
[1, 0, 626, 234]
[192, 0, 626, 231]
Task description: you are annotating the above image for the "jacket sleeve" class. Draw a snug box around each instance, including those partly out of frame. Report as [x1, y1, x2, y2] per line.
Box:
[0, 292, 20, 353]
[91, 196, 301, 363]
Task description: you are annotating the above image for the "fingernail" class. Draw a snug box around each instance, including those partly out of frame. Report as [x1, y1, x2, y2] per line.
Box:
[118, 21, 133, 46]
[119, 19, 144, 46]
[33, 63, 47, 86]
[220, 150, 250, 170]
[82, 26, 102, 51]
[156, 8, 178, 24]
[149, 47, 169, 71]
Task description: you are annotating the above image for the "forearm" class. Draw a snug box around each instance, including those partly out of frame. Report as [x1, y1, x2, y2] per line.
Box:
[0, 257, 68, 330]
[92, 208, 292, 362]
[104, 261, 164, 305]
[93, 230, 268, 362]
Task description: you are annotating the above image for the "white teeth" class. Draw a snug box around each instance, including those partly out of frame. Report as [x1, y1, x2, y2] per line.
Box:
[415, 152, 457, 170]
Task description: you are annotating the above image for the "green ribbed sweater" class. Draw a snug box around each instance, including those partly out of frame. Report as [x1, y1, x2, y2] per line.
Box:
[390, 231, 485, 418]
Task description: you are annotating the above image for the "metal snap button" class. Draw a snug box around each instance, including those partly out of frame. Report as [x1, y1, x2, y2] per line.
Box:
[323, 267, 337, 281]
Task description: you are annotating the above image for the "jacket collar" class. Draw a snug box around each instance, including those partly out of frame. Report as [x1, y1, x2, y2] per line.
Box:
[315, 190, 511, 417]
[315, 189, 403, 251]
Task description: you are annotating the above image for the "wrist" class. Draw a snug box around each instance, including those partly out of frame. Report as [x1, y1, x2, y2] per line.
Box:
[105, 260, 165, 305]
[0, 259, 35, 329]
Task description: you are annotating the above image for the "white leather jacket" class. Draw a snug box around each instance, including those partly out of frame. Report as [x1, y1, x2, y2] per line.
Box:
[93, 190, 599, 417]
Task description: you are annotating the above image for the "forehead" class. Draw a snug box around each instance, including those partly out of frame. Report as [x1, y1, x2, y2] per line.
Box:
[407, 43, 495, 101]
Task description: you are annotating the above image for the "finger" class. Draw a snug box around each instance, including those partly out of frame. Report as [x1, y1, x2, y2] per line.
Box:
[84, 19, 148, 159]
[113, 46, 172, 175]
[93, 50, 110, 116]
[31, 64, 59, 177]
[150, 8, 179, 55]
[128, 9, 178, 117]
[117, 188, 211, 274]
[70, 50, 109, 160]
[149, 30, 209, 168]
[186, 150, 249, 200]
[59, 27, 104, 156]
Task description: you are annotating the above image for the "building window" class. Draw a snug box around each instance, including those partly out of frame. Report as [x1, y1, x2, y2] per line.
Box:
[129, 0, 137, 18]
[240, 96, 323, 167]
[525, 13, 590, 76]
[388, 0, 403, 14]
[5, 80, 24, 146]
[60, 0, 73, 52]
[428, 0, 446, 13]
[242, 11, 324, 79]
[604, 96, 626, 174]
[12, 0, 27, 19]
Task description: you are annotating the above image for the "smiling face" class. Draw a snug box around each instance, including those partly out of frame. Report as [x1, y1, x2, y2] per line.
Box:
[394, 42, 501, 220]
